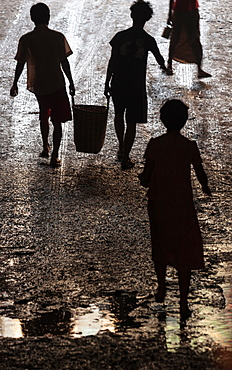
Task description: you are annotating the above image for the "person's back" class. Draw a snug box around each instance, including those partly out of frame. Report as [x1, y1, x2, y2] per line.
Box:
[173, 0, 199, 12]
[110, 27, 161, 81]
[166, 0, 211, 77]
[146, 133, 201, 201]
[17, 26, 72, 95]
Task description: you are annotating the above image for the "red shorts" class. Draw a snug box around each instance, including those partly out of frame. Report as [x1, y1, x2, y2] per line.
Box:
[35, 87, 72, 123]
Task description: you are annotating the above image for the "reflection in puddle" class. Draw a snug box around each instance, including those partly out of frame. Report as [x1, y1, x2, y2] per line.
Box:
[0, 317, 23, 338]
[0, 303, 117, 339]
[70, 303, 115, 338]
[0, 288, 231, 353]
[165, 316, 181, 351]
[198, 285, 232, 349]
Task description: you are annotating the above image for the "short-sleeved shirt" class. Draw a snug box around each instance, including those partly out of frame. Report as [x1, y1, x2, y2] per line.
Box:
[15, 25, 73, 95]
[110, 27, 165, 86]
[172, 0, 199, 12]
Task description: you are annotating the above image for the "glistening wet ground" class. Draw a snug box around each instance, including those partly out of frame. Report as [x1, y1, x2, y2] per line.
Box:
[0, 0, 232, 369]
[1, 288, 231, 348]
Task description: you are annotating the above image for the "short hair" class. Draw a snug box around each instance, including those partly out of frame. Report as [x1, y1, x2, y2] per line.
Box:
[160, 99, 189, 130]
[30, 3, 50, 25]
[130, 0, 153, 22]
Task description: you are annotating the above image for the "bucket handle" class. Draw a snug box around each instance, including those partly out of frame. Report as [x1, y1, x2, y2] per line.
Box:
[72, 95, 110, 111]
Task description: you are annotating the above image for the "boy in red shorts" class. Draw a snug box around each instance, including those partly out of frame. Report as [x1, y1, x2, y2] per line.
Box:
[10, 2, 75, 167]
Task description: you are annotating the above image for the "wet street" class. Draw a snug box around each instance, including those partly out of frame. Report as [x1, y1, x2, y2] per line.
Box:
[0, 0, 231, 369]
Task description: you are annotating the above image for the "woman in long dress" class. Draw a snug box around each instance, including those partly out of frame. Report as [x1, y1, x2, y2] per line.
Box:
[166, 0, 211, 78]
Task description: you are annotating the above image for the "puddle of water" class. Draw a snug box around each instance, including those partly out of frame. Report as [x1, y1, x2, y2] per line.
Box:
[165, 316, 181, 351]
[0, 317, 23, 338]
[0, 288, 231, 353]
[70, 303, 115, 338]
[196, 285, 232, 349]
[0, 303, 116, 339]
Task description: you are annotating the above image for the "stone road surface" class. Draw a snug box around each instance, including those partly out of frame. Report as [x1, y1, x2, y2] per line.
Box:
[0, 0, 231, 369]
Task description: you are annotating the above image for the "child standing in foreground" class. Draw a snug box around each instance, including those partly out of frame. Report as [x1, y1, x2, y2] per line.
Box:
[140, 99, 211, 319]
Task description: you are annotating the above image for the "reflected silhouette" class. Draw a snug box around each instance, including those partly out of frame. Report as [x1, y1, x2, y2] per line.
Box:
[106, 290, 141, 331]
[21, 308, 71, 336]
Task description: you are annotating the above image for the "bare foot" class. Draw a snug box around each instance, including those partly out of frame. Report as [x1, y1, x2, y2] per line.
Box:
[198, 69, 212, 79]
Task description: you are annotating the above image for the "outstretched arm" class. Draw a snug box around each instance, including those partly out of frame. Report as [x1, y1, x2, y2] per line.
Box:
[61, 58, 75, 96]
[150, 40, 167, 71]
[10, 61, 25, 96]
[193, 163, 212, 196]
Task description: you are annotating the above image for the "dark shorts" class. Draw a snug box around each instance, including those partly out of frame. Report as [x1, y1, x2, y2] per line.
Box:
[35, 87, 72, 124]
[111, 75, 147, 124]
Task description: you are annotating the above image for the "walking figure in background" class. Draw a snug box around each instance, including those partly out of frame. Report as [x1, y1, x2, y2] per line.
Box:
[10, 3, 75, 168]
[140, 99, 211, 319]
[104, 0, 167, 170]
[166, 0, 211, 78]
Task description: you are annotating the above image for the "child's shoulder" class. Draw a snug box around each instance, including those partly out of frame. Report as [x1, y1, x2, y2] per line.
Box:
[179, 135, 198, 146]
[147, 134, 166, 147]
[149, 134, 197, 146]
[19, 29, 34, 40]
[20, 27, 64, 41]
[111, 27, 133, 40]
[149, 133, 167, 142]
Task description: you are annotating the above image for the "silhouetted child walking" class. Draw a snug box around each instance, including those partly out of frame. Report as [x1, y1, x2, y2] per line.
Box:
[104, 0, 167, 170]
[10, 3, 75, 167]
[140, 99, 211, 319]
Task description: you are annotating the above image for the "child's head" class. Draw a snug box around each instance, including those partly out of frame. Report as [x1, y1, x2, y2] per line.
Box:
[30, 3, 50, 26]
[160, 99, 189, 131]
[130, 0, 153, 23]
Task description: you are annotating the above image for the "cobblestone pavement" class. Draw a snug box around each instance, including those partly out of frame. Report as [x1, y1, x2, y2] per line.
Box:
[0, 0, 231, 369]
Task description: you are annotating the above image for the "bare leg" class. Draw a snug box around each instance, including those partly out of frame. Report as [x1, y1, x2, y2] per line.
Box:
[39, 120, 50, 157]
[178, 270, 192, 318]
[121, 122, 136, 165]
[114, 114, 124, 154]
[154, 261, 167, 302]
[114, 113, 136, 169]
[50, 121, 62, 167]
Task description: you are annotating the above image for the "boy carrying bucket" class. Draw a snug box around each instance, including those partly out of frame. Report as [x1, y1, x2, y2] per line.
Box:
[104, 0, 167, 170]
